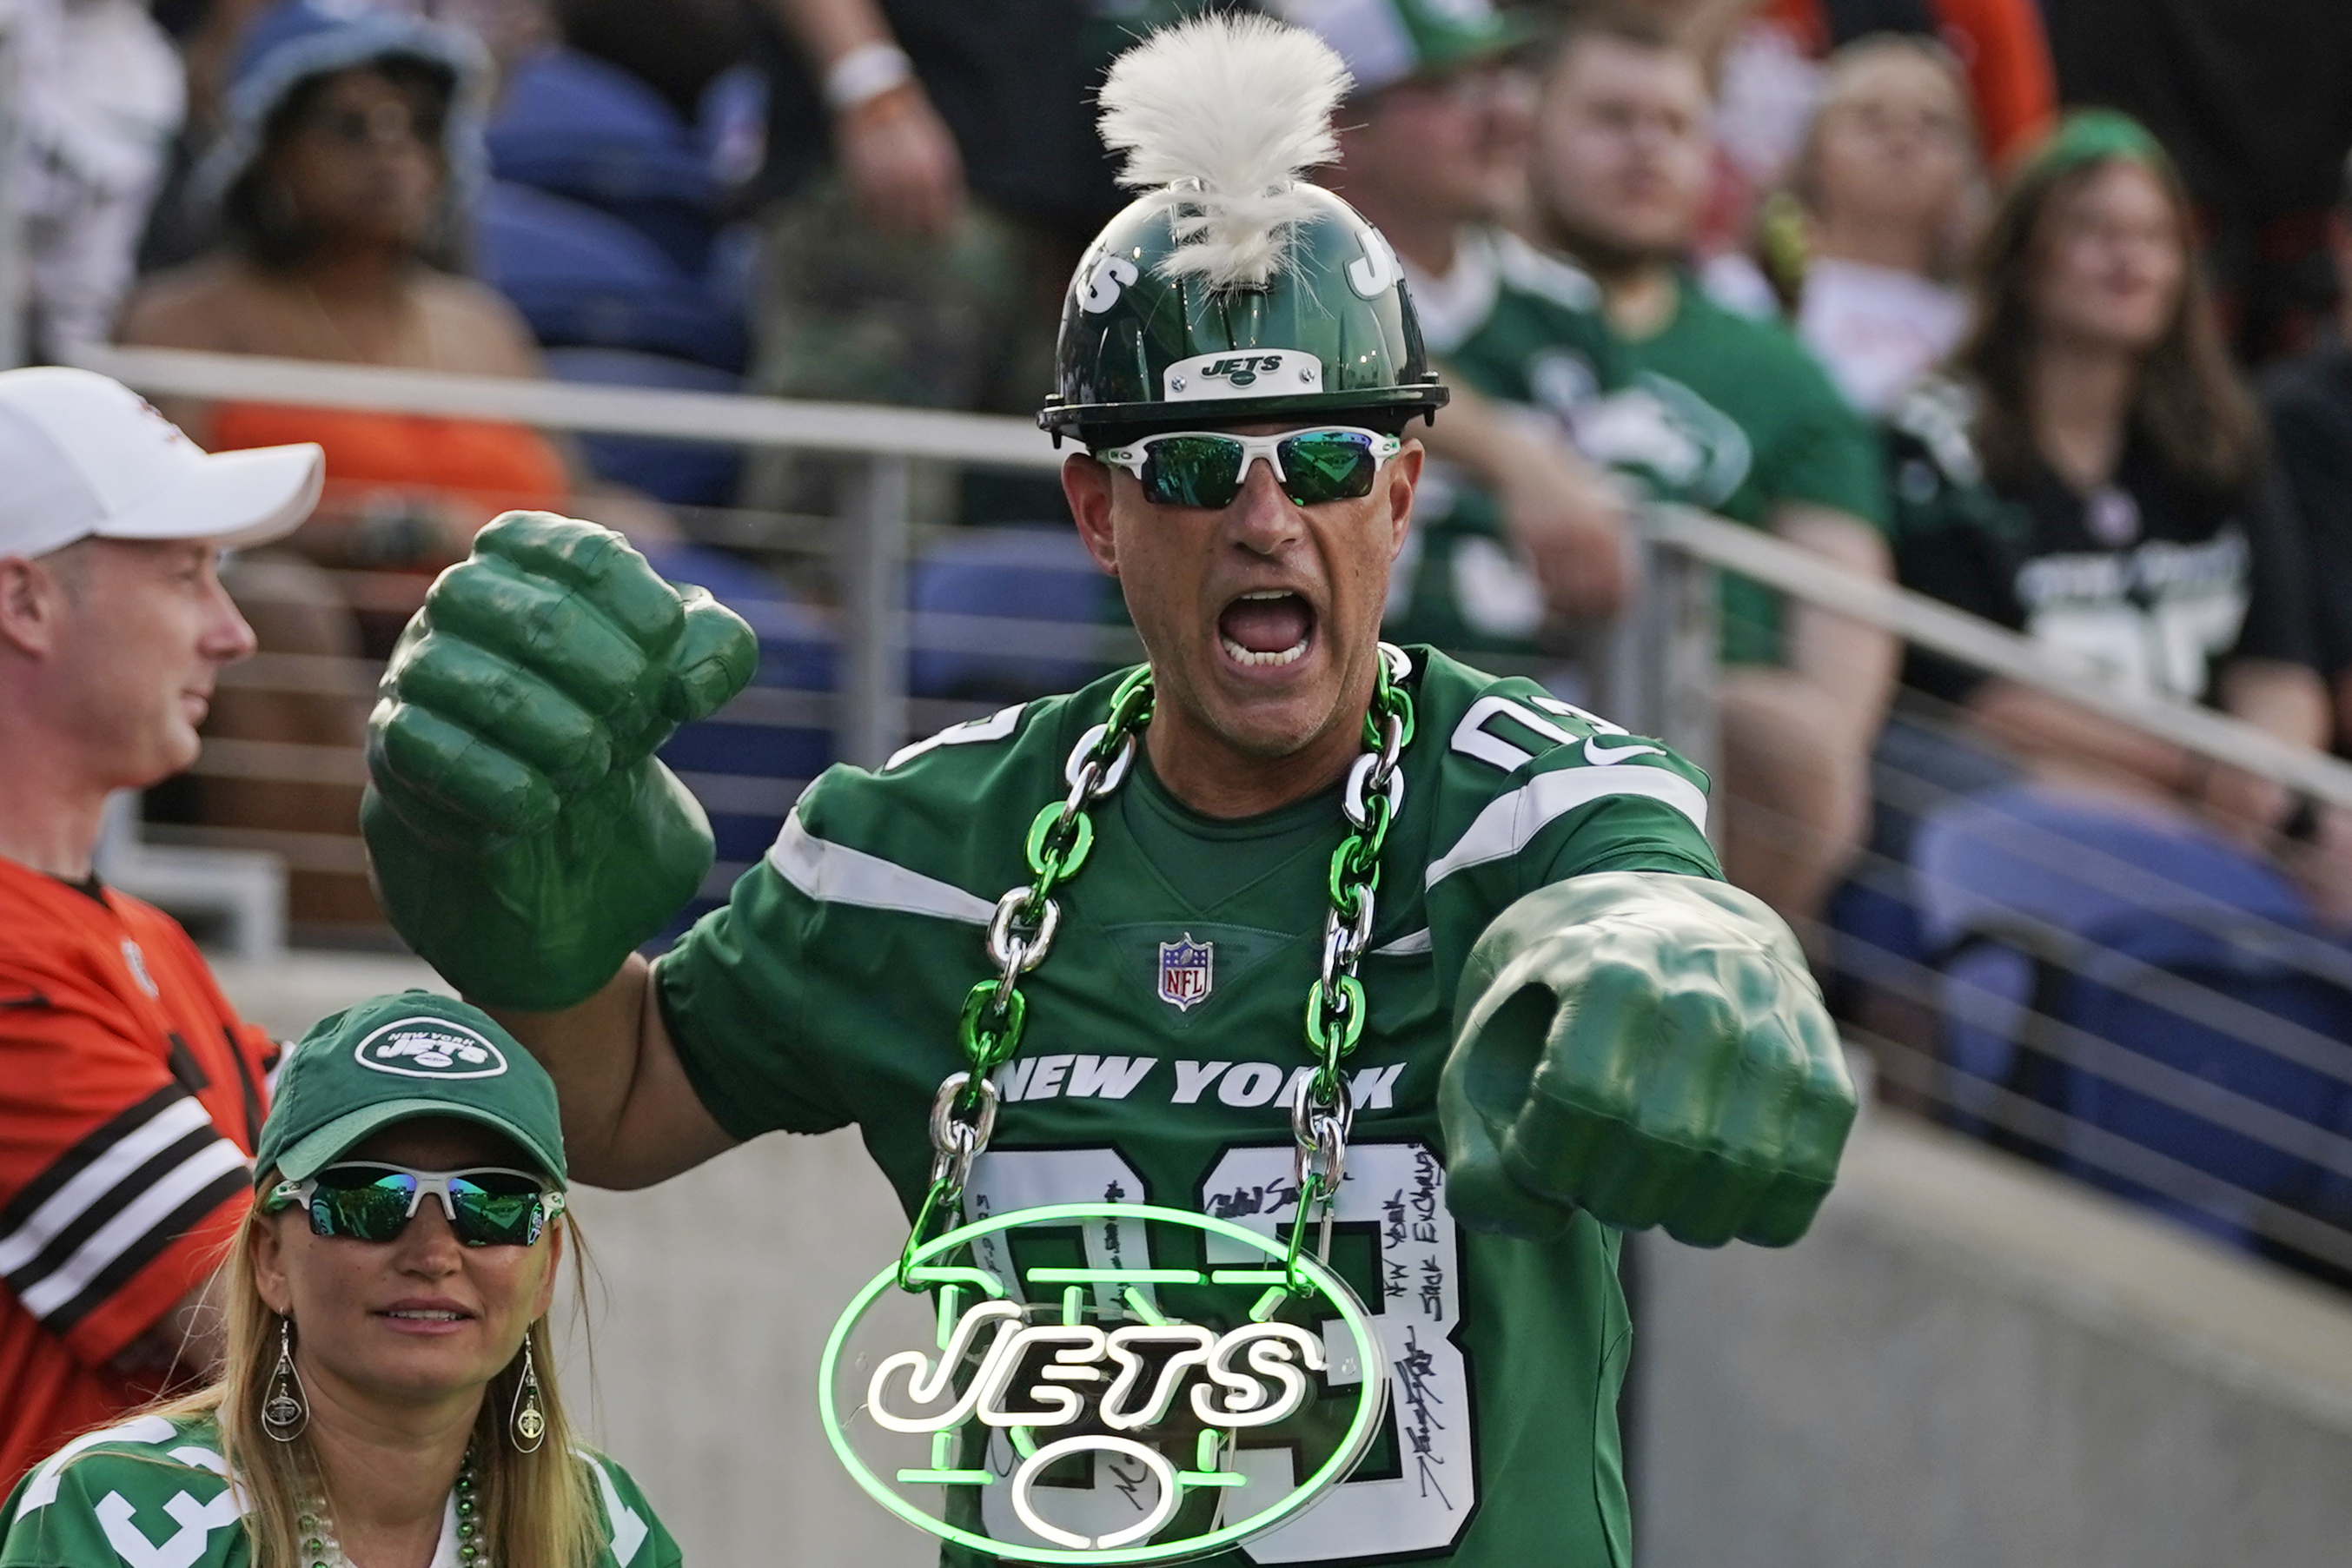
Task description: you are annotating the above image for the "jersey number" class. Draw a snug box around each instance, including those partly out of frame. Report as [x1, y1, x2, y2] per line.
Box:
[961, 1145, 1476, 1563]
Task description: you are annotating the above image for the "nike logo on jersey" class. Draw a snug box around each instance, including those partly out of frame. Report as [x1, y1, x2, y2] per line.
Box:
[1584, 734, 1663, 765]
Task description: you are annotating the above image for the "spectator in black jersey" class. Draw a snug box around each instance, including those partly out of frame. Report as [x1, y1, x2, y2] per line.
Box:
[1884, 111, 2329, 862]
[2263, 149, 2352, 757]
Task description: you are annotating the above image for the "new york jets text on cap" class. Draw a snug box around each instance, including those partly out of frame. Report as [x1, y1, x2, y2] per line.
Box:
[0, 367, 322, 560]
[257, 991, 566, 1184]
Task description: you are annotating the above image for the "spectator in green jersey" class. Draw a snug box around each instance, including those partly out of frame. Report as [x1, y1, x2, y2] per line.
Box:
[1, 994, 679, 1568]
[1521, 10, 1900, 934]
[354, 18, 1857, 1566]
[1285, 0, 1636, 634]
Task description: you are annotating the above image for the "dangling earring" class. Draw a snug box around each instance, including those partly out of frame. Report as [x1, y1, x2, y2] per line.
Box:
[262, 1318, 308, 1441]
[509, 1342, 547, 1452]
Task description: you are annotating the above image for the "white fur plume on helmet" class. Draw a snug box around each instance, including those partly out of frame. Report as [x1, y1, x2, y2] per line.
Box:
[1096, 12, 1354, 290]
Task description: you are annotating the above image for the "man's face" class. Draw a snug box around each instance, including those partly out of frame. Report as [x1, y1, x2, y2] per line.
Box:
[1533, 36, 1713, 265]
[1064, 422, 1421, 767]
[1334, 66, 1531, 233]
[1808, 51, 1975, 235]
[27, 539, 258, 788]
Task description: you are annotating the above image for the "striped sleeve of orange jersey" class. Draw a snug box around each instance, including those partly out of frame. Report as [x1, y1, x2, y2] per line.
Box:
[0, 857, 276, 1488]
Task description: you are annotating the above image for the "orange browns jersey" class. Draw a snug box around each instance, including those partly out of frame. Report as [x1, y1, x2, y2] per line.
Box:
[0, 857, 276, 1488]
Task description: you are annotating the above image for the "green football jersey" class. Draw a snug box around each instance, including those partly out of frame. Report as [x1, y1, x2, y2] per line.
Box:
[1388, 237, 1887, 670]
[1610, 276, 1891, 665]
[1, 1412, 679, 1568]
[658, 648, 1719, 1568]
[1388, 228, 1630, 654]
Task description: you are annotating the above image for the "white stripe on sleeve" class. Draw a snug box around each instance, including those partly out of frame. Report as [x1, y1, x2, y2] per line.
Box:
[765, 812, 997, 924]
[16, 1138, 250, 1321]
[0, 1096, 213, 1275]
[1426, 767, 1710, 889]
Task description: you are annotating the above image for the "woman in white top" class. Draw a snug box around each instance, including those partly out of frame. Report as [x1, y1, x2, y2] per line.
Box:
[1775, 36, 1985, 415]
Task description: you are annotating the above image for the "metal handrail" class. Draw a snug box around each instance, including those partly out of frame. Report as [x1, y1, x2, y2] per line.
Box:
[1648, 505, 2352, 814]
[70, 345, 2352, 806]
[68, 344, 1065, 469]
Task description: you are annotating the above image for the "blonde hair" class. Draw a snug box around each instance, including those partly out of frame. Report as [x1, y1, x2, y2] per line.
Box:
[1786, 34, 1986, 282]
[148, 1205, 603, 1568]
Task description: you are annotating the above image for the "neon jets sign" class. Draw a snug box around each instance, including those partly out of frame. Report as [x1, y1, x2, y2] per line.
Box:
[821, 1203, 1386, 1563]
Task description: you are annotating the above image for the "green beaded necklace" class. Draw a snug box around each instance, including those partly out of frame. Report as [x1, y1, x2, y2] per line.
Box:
[299, 1447, 483, 1568]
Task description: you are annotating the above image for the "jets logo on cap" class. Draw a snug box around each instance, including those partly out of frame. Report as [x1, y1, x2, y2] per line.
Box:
[354, 1017, 509, 1079]
[1163, 348, 1325, 401]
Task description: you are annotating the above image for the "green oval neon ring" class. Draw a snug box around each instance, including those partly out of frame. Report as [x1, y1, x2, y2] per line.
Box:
[819, 1201, 1388, 1565]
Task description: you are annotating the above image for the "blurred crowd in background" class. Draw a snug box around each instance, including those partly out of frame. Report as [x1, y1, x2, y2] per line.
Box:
[9, 0, 2352, 1284]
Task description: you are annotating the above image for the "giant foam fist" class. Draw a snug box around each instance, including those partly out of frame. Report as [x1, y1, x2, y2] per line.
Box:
[1440, 873, 1856, 1248]
[362, 513, 757, 1011]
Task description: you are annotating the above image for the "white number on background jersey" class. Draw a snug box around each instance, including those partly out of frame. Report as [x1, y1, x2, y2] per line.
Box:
[960, 1144, 1475, 1564]
[2025, 587, 2249, 703]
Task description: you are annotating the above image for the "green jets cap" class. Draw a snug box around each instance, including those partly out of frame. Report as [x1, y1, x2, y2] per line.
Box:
[1271, 0, 1531, 97]
[256, 991, 566, 1185]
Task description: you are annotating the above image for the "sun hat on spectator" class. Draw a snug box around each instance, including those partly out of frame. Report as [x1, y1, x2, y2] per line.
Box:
[1269, 0, 1530, 97]
[257, 990, 566, 1184]
[0, 367, 322, 559]
[197, 0, 492, 214]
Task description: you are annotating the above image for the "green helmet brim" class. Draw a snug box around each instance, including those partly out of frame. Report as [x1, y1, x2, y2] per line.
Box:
[1041, 380, 1448, 443]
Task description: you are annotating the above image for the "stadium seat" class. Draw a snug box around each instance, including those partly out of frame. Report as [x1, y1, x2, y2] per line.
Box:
[639, 541, 833, 935]
[907, 526, 1119, 700]
[1911, 784, 2352, 1253]
[486, 48, 719, 276]
[540, 347, 744, 507]
[475, 181, 746, 371]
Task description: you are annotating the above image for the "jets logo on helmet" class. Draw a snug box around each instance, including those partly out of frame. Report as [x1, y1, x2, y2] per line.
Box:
[1038, 13, 1448, 443]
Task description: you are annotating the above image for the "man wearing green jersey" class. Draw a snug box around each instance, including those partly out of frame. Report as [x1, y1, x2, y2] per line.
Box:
[1368, 12, 1898, 932]
[1284, 0, 1637, 638]
[358, 16, 1854, 1566]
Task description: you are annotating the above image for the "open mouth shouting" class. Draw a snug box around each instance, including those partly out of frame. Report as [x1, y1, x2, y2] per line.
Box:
[1217, 589, 1315, 671]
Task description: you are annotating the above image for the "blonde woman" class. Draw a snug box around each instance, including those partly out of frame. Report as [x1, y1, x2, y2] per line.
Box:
[1776, 36, 1987, 414]
[0, 993, 678, 1568]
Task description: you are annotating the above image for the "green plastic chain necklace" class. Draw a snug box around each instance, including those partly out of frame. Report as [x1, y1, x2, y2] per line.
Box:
[898, 644, 1418, 1290]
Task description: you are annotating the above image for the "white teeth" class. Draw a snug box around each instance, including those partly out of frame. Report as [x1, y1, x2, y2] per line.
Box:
[1221, 635, 1309, 667]
[1236, 589, 1293, 600]
[387, 1310, 464, 1320]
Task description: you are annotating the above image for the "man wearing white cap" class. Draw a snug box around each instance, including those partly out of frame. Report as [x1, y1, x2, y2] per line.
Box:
[0, 367, 321, 1485]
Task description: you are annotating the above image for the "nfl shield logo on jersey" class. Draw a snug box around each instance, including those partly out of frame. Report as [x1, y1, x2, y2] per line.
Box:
[1157, 935, 1214, 1012]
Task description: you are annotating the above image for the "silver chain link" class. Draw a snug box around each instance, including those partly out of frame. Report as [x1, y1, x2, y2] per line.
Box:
[922, 648, 1414, 1268]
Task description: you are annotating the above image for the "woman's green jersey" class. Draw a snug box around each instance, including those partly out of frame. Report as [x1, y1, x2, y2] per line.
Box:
[2, 1413, 679, 1568]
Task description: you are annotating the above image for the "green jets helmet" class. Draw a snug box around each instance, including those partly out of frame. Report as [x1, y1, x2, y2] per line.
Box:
[1038, 12, 1448, 443]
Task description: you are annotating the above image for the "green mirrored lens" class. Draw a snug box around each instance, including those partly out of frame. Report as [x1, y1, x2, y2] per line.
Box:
[1277, 431, 1380, 504]
[449, 1177, 542, 1247]
[311, 1172, 415, 1241]
[1140, 436, 1245, 508]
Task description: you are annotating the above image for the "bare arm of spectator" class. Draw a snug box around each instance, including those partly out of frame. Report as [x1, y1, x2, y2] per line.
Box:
[1770, 501, 1899, 751]
[1416, 377, 1633, 620]
[485, 956, 739, 1191]
[1716, 502, 1896, 925]
[760, 0, 965, 238]
[2204, 658, 2332, 843]
[1963, 659, 2329, 844]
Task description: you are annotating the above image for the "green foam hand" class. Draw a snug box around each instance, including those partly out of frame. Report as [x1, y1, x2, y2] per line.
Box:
[1440, 874, 1857, 1248]
[361, 513, 759, 1011]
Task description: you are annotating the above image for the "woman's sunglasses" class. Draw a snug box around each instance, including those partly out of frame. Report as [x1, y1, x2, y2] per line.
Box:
[1090, 427, 1402, 510]
[263, 1164, 566, 1247]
